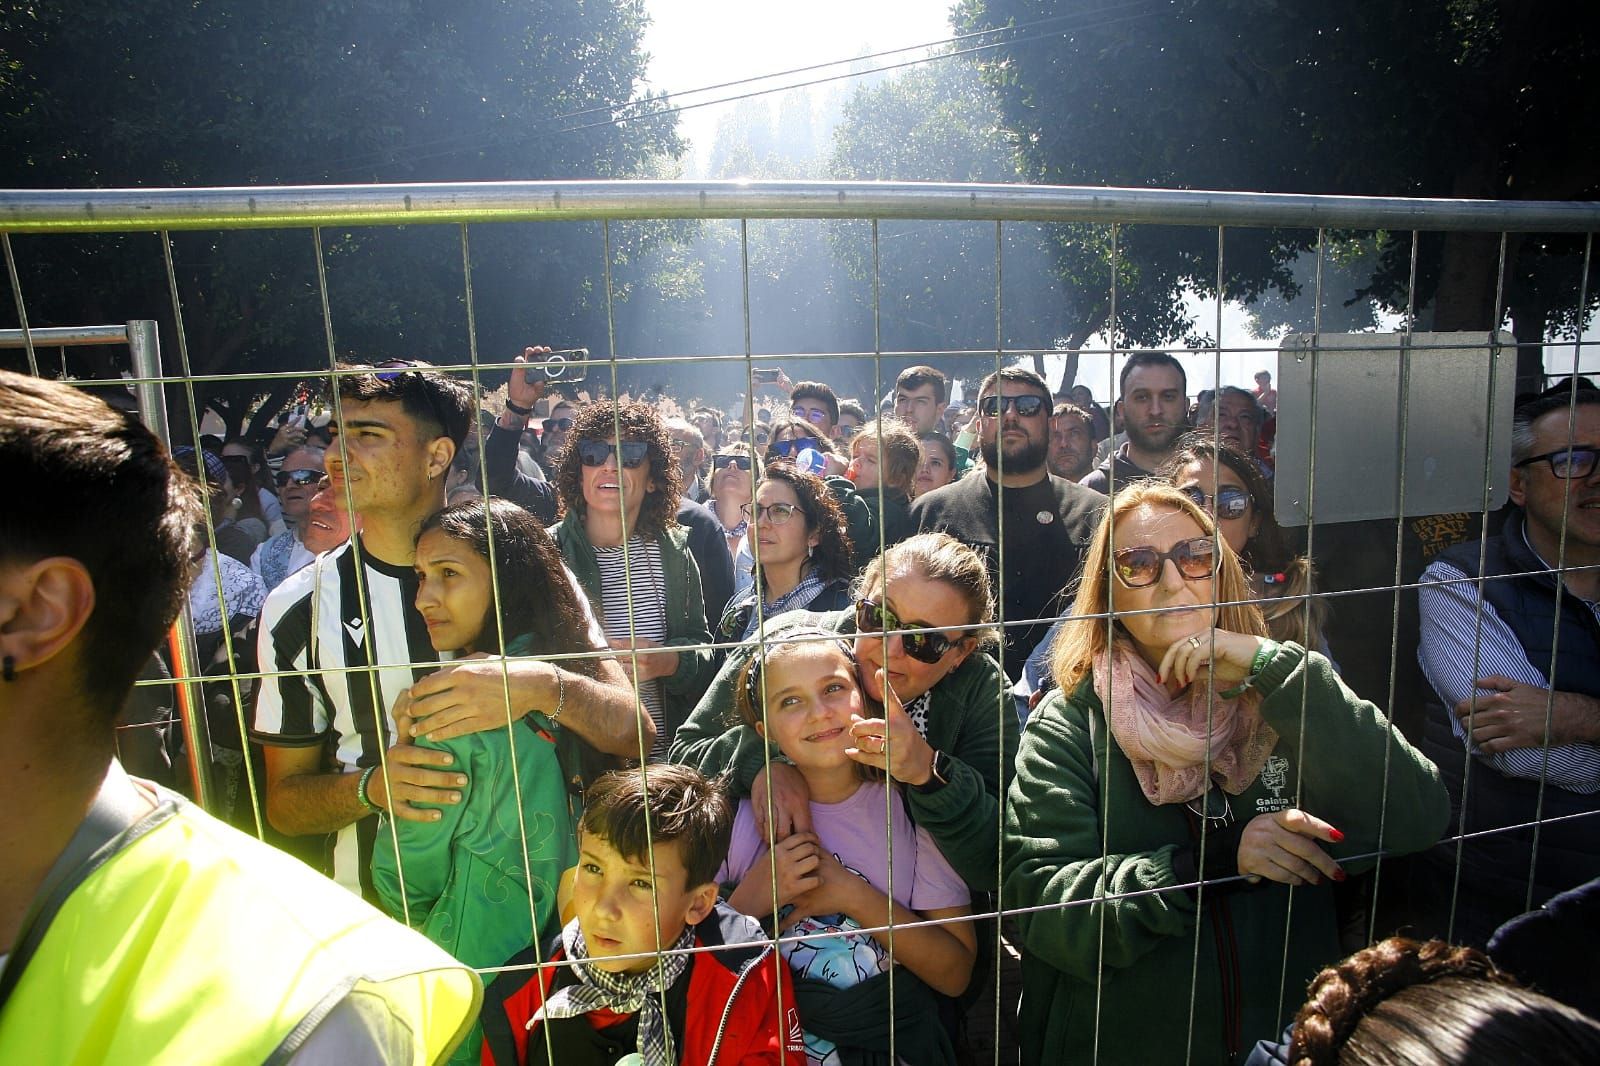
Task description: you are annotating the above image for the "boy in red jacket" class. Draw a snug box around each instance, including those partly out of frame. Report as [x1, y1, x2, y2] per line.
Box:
[481, 765, 805, 1065]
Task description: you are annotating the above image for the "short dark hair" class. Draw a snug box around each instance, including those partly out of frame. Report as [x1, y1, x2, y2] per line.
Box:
[790, 381, 839, 426]
[337, 361, 476, 449]
[579, 765, 734, 889]
[1119, 351, 1187, 399]
[1159, 432, 1290, 573]
[918, 430, 957, 470]
[838, 399, 867, 424]
[1053, 401, 1095, 428]
[1511, 378, 1600, 463]
[1213, 385, 1262, 424]
[555, 399, 681, 537]
[896, 365, 948, 404]
[977, 365, 1051, 404]
[0, 371, 204, 710]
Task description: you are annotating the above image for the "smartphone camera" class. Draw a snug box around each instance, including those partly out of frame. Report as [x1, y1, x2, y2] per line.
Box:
[522, 347, 589, 385]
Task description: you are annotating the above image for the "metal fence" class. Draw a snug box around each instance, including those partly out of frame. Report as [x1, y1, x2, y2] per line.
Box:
[4, 180, 1597, 1065]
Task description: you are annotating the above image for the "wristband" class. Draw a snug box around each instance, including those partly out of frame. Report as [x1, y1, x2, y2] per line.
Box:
[1220, 640, 1281, 699]
[504, 398, 533, 417]
[356, 765, 382, 814]
[912, 750, 951, 794]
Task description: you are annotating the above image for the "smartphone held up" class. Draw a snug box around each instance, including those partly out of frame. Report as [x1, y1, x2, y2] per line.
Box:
[521, 347, 589, 385]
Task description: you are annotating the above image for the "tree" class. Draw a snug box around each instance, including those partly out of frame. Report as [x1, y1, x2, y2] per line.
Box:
[955, 0, 1600, 387]
[0, 0, 680, 432]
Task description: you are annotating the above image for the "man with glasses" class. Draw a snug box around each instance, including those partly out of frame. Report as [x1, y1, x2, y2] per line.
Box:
[912, 366, 1106, 678]
[251, 445, 325, 593]
[254, 362, 645, 899]
[1414, 384, 1600, 945]
[790, 380, 840, 441]
[1082, 351, 1190, 494]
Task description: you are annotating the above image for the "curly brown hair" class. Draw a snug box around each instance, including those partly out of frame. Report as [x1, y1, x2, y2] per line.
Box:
[1288, 937, 1600, 1066]
[756, 461, 854, 585]
[555, 400, 681, 538]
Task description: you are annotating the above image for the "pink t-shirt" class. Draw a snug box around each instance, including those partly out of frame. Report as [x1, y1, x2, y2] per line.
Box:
[717, 779, 970, 912]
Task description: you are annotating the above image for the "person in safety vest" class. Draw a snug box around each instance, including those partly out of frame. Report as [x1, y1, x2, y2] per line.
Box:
[0, 369, 481, 1065]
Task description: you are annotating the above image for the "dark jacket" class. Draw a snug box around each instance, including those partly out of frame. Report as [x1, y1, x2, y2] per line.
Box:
[669, 607, 1019, 892]
[676, 498, 736, 628]
[792, 969, 955, 1066]
[551, 512, 716, 745]
[1078, 443, 1156, 496]
[853, 488, 916, 570]
[483, 422, 560, 525]
[480, 904, 805, 1066]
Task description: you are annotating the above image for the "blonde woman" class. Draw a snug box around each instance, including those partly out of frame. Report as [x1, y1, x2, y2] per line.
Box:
[1003, 482, 1448, 1066]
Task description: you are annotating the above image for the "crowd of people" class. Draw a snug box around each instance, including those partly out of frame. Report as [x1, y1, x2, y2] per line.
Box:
[1, 350, 1597, 1066]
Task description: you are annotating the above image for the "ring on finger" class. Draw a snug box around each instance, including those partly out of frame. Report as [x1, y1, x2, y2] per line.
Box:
[1188, 635, 1202, 650]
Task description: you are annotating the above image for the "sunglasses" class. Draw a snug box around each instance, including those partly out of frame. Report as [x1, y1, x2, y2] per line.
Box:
[793, 406, 828, 425]
[373, 358, 427, 381]
[741, 501, 802, 526]
[577, 440, 650, 469]
[854, 598, 961, 665]
[978, 394, 1047, 418]
[1179, 484, 1251, 520]
[368, 360, 450, 435]
[1514, 445, 1597, 480]
[768, 437, 821, 458]
[276, 468, 322, 488]
[713, 454, 753, 471]
[1112, 537, 1217, 589]
[545, 417, 575, 432]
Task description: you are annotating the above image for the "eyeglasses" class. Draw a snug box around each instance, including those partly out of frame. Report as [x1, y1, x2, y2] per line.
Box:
[276, 468, 322, 488]
[1514, 445, 1597, 480]
[978, 394, 1047, 418]
[741, 501, 801, 526]
[793, 406, 828, 425]
[1178, 484, 1251, 520]
[768, 437, 821, 458]
[1112, 537, 1217, 589]
[545, 417, 574, 432]
[577, 440, 649, 468]
[854, 598, 961, 665]
[713, 454, 753, 471]
[670, 438, 698, 453]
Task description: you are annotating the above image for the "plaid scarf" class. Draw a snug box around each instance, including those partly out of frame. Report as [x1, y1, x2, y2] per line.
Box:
[533, 919, 695, 1066]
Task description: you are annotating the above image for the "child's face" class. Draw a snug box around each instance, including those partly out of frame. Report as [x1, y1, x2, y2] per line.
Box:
[849, 436, 882, 490]
[755, 643, 863, 772]
[573, 834, 716, 974]
[413, 527, 492, 653]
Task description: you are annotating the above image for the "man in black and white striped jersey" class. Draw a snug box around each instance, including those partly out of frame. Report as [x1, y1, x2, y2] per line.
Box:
[252, 362, 650, 898]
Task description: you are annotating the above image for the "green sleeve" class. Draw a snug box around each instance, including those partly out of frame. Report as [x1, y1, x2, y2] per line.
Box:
[665, 640, 775, 797]
[1254, 643, 1450, 870]
[1002, 690, 1197, 982]
[663, 546, 716, 698]
[369, 734, 478, 925]
[907, 653, 1019, 891]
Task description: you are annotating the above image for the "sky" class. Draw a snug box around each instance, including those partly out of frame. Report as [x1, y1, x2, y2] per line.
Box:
[640, 0, 957, 178]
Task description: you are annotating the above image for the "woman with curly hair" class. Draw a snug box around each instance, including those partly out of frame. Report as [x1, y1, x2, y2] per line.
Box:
[1004, 482, 1448, 1065]
[718, 461, 855, 642]
[1242, 937, 1600, 1065]
[552, 399, 715, 758]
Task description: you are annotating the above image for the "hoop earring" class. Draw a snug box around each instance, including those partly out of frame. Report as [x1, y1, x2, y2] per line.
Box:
[2, 655, 15, 682]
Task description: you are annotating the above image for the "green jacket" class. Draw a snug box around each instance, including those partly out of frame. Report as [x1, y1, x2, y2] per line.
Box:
[1004, 643, 1449, 1066]
[667, 607, 1019, 891]
[551, 512, 716, 743]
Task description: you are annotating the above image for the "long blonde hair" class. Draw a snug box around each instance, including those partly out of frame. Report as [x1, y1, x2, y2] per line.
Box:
[1051, 482, 1267, 691]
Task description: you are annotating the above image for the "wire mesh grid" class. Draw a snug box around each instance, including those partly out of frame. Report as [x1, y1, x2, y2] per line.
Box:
[4, 180, 1599, 1066]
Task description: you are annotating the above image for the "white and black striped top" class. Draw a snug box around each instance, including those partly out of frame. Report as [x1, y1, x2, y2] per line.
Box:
[594, 537, 668, 759]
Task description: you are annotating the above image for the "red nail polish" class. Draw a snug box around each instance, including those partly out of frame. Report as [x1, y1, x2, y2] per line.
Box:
[1328, 828, 1345, 843]
[1333, 869, 1347, 883]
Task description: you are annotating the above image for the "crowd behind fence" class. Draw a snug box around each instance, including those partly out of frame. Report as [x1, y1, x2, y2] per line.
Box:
[3, 180, 1598, 1065]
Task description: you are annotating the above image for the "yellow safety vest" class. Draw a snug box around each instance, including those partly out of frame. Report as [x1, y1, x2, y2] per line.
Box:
[0, 776, 481, 1065]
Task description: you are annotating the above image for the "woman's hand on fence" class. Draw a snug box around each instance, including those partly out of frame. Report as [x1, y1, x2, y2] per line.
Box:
[752, 762, 814, 841]
[847, 669, 936, 786]
[1235, 808, 1345, 887]
[1158, 628, 1266, 688]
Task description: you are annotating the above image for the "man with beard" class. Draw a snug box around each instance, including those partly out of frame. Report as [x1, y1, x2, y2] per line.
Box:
[1196, 385, 1272, 478]
[1048, 401, 1097, 482]
[911, 367, 1106, 678]
[1081, 351, 1189, 495]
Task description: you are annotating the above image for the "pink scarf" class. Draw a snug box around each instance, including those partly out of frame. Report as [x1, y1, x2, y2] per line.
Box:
[1092, 638, 1278, 806]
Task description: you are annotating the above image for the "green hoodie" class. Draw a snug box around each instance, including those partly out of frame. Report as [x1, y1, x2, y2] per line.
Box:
[668, 607, 1019, 892]
[1004, 642, 1449, 1066]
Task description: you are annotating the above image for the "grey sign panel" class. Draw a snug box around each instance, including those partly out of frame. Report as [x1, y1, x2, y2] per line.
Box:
[1273, 331, 1514, 527]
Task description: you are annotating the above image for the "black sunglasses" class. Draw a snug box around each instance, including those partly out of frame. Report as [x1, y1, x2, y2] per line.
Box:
[854, 598, 961, 665]
[713, 454, 753, 471]
[368, 360, 450, 435]
[1179, 484, 1251, 520]
[577, 439, 649, 469]
[545, 417, 575, 432]
[1513, 445, 1597, 480]
[768, 436, 821, 458]
[275, 468, 322, 488]
[1112, 537, 1216, 589]
[979, 393, 1047, 418]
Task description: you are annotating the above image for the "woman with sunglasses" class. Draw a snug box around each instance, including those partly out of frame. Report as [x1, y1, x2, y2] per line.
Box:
[552, 400, 715, 759]
[1159, 433, 1331, 658]
[766, 418, 847, 476]
[1003, 482, 1447, 1066]
[671, 531, 1018, 893]
[719, 461, 855, 643]
[708, 442, 761, 560]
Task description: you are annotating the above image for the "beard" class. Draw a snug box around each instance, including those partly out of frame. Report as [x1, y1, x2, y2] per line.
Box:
[1124, 418, 1184, 455]
[981, 431, 1049, 474]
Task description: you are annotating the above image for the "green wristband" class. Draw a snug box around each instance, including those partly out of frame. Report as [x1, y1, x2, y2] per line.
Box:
[356, 765, 381, 814]
[1250, 640, 1280, 677]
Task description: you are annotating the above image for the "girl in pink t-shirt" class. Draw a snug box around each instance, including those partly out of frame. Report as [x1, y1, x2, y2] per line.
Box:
[717, 631, 975, 1064]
